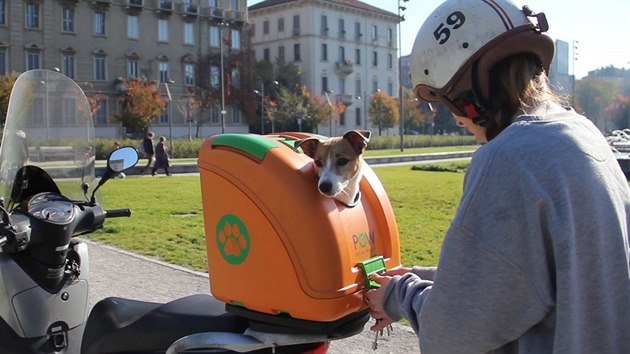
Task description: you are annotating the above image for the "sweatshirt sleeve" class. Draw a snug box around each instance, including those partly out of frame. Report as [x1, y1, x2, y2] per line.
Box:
[384, 225, 552, 354]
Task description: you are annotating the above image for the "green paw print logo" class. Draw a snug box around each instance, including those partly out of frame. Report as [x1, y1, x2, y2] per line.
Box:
[216, 214, 250, 265]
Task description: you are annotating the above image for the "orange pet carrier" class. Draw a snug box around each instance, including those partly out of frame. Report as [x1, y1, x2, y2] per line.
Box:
[198, 133, 401, 334]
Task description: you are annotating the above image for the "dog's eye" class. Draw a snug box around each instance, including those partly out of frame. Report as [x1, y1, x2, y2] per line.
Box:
[314, 159, 323, 168]
[336, 158, 349, 166]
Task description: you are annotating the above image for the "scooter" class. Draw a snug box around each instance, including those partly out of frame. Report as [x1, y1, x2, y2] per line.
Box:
[0, 70, 367, 353]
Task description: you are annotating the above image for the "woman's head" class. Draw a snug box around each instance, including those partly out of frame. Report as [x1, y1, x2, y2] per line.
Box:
[410, 0, 555, 136]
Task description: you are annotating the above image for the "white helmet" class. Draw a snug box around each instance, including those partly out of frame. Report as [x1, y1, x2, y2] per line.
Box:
[410, 0, 554, 124]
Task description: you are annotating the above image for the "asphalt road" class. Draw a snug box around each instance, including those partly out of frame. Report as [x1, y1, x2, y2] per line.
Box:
[86, 239, 421, 354]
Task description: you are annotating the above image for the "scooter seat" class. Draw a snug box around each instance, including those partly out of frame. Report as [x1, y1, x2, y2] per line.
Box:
[81, 294, 248, 354]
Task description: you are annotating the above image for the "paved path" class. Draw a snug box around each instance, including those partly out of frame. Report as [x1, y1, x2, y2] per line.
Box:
[86, 239, 420, 353]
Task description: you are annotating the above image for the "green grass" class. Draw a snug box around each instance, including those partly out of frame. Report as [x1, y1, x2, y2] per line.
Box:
[89, 164, 466, 271]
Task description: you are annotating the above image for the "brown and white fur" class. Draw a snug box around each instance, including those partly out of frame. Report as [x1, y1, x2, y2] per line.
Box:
[295, 130, 371, 206]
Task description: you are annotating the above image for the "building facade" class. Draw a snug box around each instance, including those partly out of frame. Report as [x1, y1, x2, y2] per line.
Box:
[0, 0, 250, 138]
[248, 0, 400, 136]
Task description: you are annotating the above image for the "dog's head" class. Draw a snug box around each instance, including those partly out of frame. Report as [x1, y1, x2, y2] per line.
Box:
[295, 130, 371, 198]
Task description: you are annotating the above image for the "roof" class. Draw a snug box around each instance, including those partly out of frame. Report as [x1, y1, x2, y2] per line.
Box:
[249, 0, 399, 18]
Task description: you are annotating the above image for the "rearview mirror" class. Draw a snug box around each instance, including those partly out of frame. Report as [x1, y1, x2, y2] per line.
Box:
[108, 146, 139, 173]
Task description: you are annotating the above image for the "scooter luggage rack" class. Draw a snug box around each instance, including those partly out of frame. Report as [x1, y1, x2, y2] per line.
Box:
[166, 329, 331, 354]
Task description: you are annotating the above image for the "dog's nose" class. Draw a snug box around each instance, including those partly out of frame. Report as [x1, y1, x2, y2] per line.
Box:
[319, 181, 332, 194]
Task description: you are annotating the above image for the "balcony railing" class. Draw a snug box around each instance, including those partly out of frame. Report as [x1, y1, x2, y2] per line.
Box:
[335, 60, 355, 75]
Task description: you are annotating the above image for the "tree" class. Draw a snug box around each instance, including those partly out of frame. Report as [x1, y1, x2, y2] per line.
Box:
[574, 77, 621, 132]
[605, 95, 630, 130]
[0, 73, 17, 126]
[369, 91, 399, 135]
[402, 87, 425, 133]
[115, 79, 166, 135]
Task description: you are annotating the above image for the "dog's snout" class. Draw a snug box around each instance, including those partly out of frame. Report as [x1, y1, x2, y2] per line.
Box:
[319, 181, 333, 194]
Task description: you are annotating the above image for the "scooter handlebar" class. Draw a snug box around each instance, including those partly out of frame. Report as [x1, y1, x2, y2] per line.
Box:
[105, 209, 131, 218]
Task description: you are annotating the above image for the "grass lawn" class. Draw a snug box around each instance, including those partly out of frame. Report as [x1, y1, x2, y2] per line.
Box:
[89, 163, 465, 271]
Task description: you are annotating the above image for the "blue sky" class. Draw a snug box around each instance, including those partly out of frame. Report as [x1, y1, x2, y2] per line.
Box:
[248, 0, 630, 79]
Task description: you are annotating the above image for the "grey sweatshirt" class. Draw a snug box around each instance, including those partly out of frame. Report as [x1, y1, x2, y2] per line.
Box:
[382, 110, 630, 353]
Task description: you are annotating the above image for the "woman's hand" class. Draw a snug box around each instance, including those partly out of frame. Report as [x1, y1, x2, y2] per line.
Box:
[365, 273, 395, 331]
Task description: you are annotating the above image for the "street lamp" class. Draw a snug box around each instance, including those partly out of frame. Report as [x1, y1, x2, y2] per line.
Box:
[361, 89, 381, 130]
[398, 0, 408, 151]
[163, 79, 175, 151]
[218, 20, 230, 134]
[254, 80, 278, 135]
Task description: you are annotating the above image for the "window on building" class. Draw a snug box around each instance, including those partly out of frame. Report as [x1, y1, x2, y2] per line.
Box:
[372, 51, 377, 67]
[322, 76, 328, 92]
[210, 26, 219, 47]
[159, 105, 169, 124]
[355, 22, 361, 41]
[184, 23, 194, 44]
[339, 77, 346, 94]
[184, 63, 195, 85]
[321, 15, 328, 36]
[210, 104, 220, 124]
[94, 56, 106, 81]
[387, 28, 393, 46]
[62, 54, 75, 79]
[63, 98, 76, 124]
[231, 0, 238, 10]
[94, 11, 105, 35]
[26, 2, 39, 29]
[339, 111, 345, 126]
[0, 0, 5, 26]
[278, 18, 284, 32]
[292, 15, 300, 35]
[355, 107, 361, 126]
[294, 43, 301, 61]
[95, 99, 107, 125]
[372, 80, 378, 93]
[231, 29, 240, 50]
[62, 8, 74, 32]
[128, 15, 139, 39]
[371, 25, 377, 42]
[232, 107, 241, 124]
[159, 62, 169, 83]
[339, 18, 345, 39]
[231, 68, 240, 89]
[127, 59, 138, 79]
[355, 79, 361, 96]
[321, 43, 327, 61]
[158, 19, 168, 42]
[209, 0, 217, 8]
[0, 49, 6, 75]
[263, 20, 269, 34]
[210, 65, 219, 89]
[26, 50, 40, 70]
[263, 48, 269, 61]
[278, 46, 285, 62]
[388, 53, 393, 69]
[339, 46, 345, 61]
[388, 82, 393, 96]
[355, 48, 361, 65]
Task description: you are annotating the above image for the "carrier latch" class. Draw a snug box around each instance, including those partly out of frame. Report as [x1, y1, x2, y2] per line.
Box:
[357, 256, 386, 289]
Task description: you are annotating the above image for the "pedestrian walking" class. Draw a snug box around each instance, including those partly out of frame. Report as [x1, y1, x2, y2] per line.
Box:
[151, 136, 171, 176]
[140, 132, 155, 175]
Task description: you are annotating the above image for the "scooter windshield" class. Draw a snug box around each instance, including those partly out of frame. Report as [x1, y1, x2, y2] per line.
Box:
[0, 70, 95, 209]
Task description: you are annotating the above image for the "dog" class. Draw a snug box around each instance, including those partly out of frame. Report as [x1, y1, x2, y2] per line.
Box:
[295, 130, 371, 206]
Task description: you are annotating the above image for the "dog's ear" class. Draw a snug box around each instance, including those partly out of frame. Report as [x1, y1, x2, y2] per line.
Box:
[294, 137, 320, 158]
[343, 130, 371, 156]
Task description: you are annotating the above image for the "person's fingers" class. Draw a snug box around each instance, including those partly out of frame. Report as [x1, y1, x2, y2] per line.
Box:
[369, 273, 387, 285]
[370, 317, 393, 332]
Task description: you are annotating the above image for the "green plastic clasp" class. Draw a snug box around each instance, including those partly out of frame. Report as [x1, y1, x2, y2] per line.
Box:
[357, 256, 386, 289]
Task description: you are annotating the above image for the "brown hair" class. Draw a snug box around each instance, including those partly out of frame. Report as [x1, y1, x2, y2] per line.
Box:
[484, 54, 566, 141]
